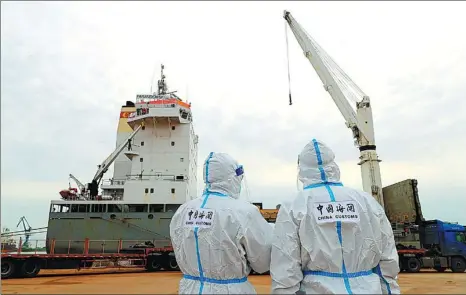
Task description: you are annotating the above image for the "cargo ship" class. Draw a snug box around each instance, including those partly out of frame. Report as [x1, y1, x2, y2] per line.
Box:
[46, 65, 199, 254]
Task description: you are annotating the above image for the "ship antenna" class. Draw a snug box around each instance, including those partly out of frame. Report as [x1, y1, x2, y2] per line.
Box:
[157, 64, 168, 95]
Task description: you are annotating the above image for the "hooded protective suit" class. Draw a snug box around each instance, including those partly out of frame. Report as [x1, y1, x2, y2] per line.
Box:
[270, 139, 400, 294]
[170, 152, 273, 294]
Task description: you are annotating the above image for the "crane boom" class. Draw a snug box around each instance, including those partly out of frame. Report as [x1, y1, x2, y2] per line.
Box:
[283, 11, 385, 208]
[69, 174, 85, 192]
[84, 123, 143, 199]
[92, 123, 143, 184]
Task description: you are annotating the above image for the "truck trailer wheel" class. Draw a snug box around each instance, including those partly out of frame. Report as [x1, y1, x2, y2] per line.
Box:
[406, 257, 421, 273]
[168, 257, 180, 271]
[451, 257, 466, 273]
[1, 260, 16, 279]
[146, 256, 161, 272]
[20, 259, 41, 278]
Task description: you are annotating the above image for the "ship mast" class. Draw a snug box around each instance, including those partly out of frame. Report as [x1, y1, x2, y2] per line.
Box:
[157, 64, 168, 95]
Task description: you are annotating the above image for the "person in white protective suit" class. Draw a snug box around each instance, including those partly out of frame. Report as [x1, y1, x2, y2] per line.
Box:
[169, 152, 274, 294]
[270, 139, 400, 294]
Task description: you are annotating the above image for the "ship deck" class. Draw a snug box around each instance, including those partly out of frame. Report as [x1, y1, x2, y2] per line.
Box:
[2, 269, 464, 294]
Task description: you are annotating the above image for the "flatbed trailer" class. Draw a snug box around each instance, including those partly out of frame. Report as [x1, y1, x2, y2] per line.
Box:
[1, 235, 274, 279]
[1, 238, 179, 279]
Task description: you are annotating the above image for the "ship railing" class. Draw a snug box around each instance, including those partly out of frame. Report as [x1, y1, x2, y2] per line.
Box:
[125, 173, 187, 182]
[101, 179, 127, 186]
[2, 237, 174, 255]
[98, 194, 124, 200]
[101, 174, 187, 186]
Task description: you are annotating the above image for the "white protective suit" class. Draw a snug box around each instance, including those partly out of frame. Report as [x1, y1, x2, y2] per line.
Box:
[270, 139, 400, 294]
[170, 152, 273, 294]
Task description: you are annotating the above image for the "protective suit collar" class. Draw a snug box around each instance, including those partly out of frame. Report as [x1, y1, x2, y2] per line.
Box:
[298, 138, 341, 188]
[202, 152, 244, 199]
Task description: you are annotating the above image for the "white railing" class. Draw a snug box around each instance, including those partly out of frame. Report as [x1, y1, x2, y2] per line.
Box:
[101, 179, 126, 186]
[101, 174, 187, 184]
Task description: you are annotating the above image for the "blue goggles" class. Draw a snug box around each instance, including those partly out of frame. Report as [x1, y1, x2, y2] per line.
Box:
[235, 165, 244, 177]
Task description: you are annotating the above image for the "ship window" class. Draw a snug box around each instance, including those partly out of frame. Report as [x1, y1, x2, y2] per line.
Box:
[141, 141, 144, 146]
[145, 188, 149, 194]
[140, 157, 144, 162]
[180, 158, 184, 162]
[166, 204, 181, 212]
[171, 188, 175, 194]
[150, 188, 154, 193]
[171, 141, 175, 146]
[172, 126, 175, 130]
[51, 204, 70, 213]
[128, 204, 148, 213]
[176, 175, 184, 181]
[70, 204, 79, 213]
[78, 204, 89, 213]
[91, 204, 106, 213]
[149, 204, 164, 212]
[142, 126, 145, 130]
[108, 204, 123, 213]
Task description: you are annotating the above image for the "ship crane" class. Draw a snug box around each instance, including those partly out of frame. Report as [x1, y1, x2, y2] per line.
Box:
[16, 216, 32, 248]
[283, 11, 385, 208]
[61, 123, 143, 200]
[69, 174, 86, 194]
[87, 124, 143, 199]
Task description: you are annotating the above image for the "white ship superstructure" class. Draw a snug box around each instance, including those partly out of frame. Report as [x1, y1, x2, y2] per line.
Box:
[47, 65, 199, 254]
[100, 65, 198, 205]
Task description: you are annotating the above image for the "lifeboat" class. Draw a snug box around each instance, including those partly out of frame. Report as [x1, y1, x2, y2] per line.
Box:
[59, 188, 78, 200]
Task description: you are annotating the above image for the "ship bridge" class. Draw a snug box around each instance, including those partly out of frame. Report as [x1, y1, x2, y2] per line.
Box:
[127, 93, 193, 129]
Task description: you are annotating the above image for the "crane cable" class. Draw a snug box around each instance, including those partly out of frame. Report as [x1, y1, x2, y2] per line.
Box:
[285, 20, 292, 106]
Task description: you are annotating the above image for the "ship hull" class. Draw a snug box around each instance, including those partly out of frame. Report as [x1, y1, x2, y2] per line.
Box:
[46, 212, 174, 254]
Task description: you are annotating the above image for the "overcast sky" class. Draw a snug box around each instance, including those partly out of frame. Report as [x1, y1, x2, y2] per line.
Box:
[2, 1, 466, 239]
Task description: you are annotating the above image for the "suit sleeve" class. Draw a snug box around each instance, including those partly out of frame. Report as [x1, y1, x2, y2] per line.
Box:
[240, 206, 274, 274]
[270, 204, 302, 294]
[376, 212, 401, 294]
